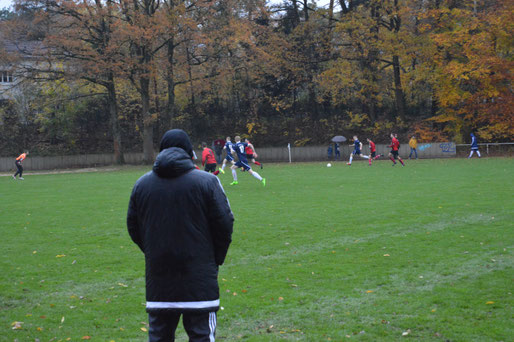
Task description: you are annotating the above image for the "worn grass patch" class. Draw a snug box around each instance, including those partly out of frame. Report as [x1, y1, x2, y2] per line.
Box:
[1, 158, 512, 341]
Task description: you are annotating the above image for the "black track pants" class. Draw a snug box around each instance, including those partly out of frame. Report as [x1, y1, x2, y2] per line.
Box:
[148, 311, 216, 342]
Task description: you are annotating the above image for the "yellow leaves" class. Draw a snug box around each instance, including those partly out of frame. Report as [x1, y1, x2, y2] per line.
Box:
[366, 290, 374, 293]
[117, 282, 128, 288]
[486, 301, 495, 305]
[140, 327, 148, 332]
[56, 254, 66, 258]
[383, 254, 390, 257]
[82, 336, 91, 340]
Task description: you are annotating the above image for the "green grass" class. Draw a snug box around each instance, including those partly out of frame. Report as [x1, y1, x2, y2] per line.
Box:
[1, 158, 513, 341]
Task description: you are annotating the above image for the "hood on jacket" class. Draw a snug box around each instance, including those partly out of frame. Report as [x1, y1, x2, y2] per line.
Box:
[153, 130, 195, 178]
[153, 147, 195, 178]
[160, 129, 194, 157]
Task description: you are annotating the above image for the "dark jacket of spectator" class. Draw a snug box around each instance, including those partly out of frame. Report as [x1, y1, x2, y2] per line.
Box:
[127, 129, 234, 314]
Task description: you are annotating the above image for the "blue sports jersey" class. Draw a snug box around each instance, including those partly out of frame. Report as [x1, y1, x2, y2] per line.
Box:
[471, 135, 478, 149]
[354, 139, 361, 152]
[225, 141, 234, 156]
[234, 141, 249, 162]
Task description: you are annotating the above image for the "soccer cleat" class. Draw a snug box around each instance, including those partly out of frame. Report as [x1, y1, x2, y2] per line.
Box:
[230, 181, 238, 185]
[347, 163, 351, 166]
[19, 177, 24, 180]
[219, 168, 225, 174]
[262, 178, 266, 187]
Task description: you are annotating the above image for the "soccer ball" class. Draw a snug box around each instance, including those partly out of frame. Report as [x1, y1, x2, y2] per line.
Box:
[327, 163, 332, 167]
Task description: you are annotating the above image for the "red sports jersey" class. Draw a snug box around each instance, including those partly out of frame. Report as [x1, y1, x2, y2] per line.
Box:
[202, 148, 216, 166]
[245, 143, 254, 155]
[369, 141, 376, 153]
[389, 137, 400, 151]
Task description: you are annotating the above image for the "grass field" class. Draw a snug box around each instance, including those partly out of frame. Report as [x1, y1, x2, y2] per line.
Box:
[1, 158, 513, 341]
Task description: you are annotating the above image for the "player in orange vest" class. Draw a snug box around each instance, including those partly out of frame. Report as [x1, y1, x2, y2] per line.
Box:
[13, 151, 29, 180]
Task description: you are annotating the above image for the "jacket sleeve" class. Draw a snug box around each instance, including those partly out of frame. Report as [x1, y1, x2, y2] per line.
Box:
[208, 177, 234, 265]
[127, 185, 144, 252]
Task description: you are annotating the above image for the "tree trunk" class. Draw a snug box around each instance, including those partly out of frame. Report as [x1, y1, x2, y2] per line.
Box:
[392, 55, 406, 120]
[166, 38, 176, 129]
[106, 73, 124, 164]
[140, 76, 154, 163]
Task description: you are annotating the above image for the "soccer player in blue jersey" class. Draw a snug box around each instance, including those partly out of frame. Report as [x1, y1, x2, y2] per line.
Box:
[219, 137, 235, 174]
[347, 135, 370, 165]
[468, 133, 481, 158]
[230, 136, 266, 186]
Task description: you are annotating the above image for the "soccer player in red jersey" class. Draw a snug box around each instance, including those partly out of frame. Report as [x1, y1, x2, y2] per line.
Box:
[244, 138, 263, 169]
[388, 133, 405, 166]
[366, 138, 381, 165]
[202, 142, 220, 175]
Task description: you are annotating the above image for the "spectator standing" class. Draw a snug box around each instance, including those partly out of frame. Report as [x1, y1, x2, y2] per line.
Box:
[127, 129, 234, 342]
[327, 144, 333, 160]
[334, 142, 341, 160]
[213, 139, 225, 163]
[409, 136, 418, 159]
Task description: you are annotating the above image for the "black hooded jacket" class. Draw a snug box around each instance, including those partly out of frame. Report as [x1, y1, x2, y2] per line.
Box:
[127, 130, 234, 313]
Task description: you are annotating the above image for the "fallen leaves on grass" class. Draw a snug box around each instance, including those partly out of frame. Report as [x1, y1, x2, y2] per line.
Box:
[117, 283, 128, 288]
[140, 327, 148, 332]
[366, 290, 373, 293]
[11, 321, 23, 330]
[81, 336, 91, 340]
[56, 254, 66, 258]
[486, 301, 495, 304]
[402, 329, 411, 336]
[383, 254, 390, 257]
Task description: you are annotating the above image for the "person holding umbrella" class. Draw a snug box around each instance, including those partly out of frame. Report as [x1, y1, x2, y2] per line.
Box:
[331, 136, 346, 161]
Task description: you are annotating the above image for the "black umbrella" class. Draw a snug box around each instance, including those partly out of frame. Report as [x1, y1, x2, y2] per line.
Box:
[331, 135, 347, 143]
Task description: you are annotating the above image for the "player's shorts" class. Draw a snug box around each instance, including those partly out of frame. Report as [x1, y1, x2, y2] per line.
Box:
[371, 151, 376, 158]
[390, 150, 399, 159]
[225, 154, 234, 162]
[352, 149, 361, 155]
[204, 163, 216, 173]
[471, 147, 479, 150]
[235, 160, 251, 171]
[246, 154, 254, 160]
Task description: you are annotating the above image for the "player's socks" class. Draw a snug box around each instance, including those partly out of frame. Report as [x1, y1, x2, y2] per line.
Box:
[231, 169, 238, 181]
[255, 161, 261, 166]
[399, 158, 405, 166]
[348, 155, 353, 164]
[389, 156, 396, 164]
[368, 158, 372, 166]
[477, 151, 481, 158]
[362, 155, 369, 159]
[251, 171, 263, 181]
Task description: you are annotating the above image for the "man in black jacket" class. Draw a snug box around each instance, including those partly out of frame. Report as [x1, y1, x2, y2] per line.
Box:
[127, 129, 234, 342]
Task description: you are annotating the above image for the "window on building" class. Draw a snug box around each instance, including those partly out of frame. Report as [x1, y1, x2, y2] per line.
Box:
[0, 71, 14, 83]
